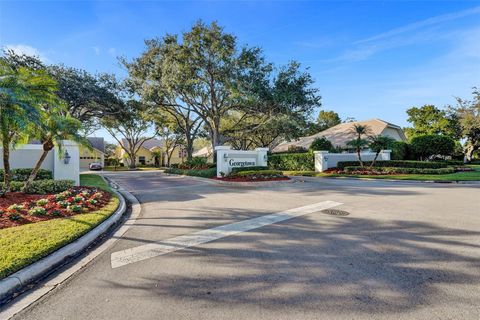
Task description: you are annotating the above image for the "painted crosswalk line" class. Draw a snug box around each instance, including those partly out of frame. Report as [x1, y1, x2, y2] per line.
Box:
[110, 200, 343, 268]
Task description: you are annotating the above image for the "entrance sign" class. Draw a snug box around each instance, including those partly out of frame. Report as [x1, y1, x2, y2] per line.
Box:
[215, 146, 268, 177]
[228, 158, 256, 167]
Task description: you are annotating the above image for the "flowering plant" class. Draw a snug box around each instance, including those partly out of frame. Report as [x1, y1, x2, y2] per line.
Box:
[29, 206, 47, 216]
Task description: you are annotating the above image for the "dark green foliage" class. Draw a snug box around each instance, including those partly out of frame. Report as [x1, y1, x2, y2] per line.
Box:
[165, 167, 217, 178]
[0, 169, 52, 181]
[410, 135, 456, 160]
[268, 152, 314, 171]
[0, 179, 74, 194]
[390, 141, 410, 160]
[336, 160, 449, 170]
[343, 166, 455, 175]
[231, 166, 268, 174]
[231, 170, 284, 177]
[309, 137, 334, 152]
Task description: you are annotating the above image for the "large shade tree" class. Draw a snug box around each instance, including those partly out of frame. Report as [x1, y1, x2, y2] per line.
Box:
[405, 105, 460, 140]
[451, 88, 480, 161]
[102, 100, 156, 169]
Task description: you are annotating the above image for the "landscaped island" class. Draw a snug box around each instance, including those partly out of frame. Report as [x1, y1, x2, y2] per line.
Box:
[0, 174, 119, 279]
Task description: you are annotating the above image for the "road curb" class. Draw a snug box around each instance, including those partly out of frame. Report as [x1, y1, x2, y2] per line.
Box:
[0, 182, 141, 316]
[291, 175, 480, 185]
[163, 173, 297, 187]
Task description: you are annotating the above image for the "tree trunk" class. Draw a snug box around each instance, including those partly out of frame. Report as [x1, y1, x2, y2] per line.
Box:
[357, 148, 364, 168]
[464, 145, 475, 163]
[23, 149, 51, 191]
[370, 152, 380, 169]
[128, 153, 137, 169]
[185, 134, 194, 161]
[23, 140, 54, 191]
[2, 139, 11, 194]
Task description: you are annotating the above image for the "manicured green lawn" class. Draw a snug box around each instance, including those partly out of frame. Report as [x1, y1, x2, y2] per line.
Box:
[0, 174, 119, 279]
[284, 165, 480, 182]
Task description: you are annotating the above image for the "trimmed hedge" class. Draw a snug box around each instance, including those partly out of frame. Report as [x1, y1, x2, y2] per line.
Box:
[0, 168, 52, 181]
[336, 160, 449, 170]
[165, 167, 217, 178]
[343, 166, 455, 175]
[232, 170, 283, 177]
[231, 166, 268, 174]
[0, 179, 75, 194]
[268, 152, 314, 171]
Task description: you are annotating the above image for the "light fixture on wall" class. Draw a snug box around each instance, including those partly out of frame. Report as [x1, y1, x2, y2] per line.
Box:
[223, 153, 229, 162]
[63, 150, 71, 164]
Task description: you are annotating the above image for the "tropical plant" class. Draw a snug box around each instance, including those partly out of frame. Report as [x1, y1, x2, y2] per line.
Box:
[410, 135, 456, 160]
[23, 105, 86, 191]
[346, 124, 371, 167]
[0, 57, 58, 192]
[368, 135, 396, 168]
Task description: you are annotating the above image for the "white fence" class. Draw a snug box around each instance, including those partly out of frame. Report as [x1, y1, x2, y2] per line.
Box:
[0, 141, 80, 185]
[215, 146, 268, 177]
[314, 150, 392, 172]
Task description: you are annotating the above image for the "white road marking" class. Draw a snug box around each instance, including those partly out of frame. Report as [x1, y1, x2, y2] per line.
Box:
[110, 200, 343, 268]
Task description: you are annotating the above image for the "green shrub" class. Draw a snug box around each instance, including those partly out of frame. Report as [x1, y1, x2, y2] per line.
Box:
[0, 179, 75, 194]
[0, 168, 52, 181]
[232, 170, 283, 177]
[410, 135, 456, 160]
[309, 137, 334, 152]
[343, 166, 455, 175]
[177, 157, 215, 170]
[268, 152, 314, 171]
[165, 167, 217, 178]
[287, 145, 308, 153]
[391, 141, 409, 160]
[231, 166, 268, 174]
[336, 160, 449, 170]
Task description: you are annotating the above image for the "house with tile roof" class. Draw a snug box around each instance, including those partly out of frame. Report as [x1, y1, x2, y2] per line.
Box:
[116, 138, 186, 167]
[273, 119, 407, 153]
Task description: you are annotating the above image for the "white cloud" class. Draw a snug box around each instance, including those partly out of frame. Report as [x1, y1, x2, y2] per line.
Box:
[3, 44, 50, 62]
[92, 46, 100, 55]
[356, 6, 480, 44]
[326, 6, 480, 64]
[107, 47, 117, 57]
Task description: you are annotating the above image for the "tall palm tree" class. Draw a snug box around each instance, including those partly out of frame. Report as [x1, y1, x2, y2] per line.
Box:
[368, 135, 395, 168]
[346, 124, 371, 167]
[23, 105, 87, 191]
[0, 59, 57, 192]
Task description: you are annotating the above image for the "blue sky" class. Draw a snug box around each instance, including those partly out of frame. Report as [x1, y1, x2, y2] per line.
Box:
[1, 1, 480, 142]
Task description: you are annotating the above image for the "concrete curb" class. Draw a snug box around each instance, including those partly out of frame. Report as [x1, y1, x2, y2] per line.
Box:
[163, 173, 296, 188]
[0, 182, 138, 311]
[292, 175, 480, 185]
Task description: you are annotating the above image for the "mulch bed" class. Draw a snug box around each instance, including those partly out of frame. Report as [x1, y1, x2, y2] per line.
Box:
[212, 177, 290, 182]
[0, 187, 111, 229]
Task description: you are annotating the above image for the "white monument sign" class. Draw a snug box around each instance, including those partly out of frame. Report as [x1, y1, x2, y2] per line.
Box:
[215, 146, 268, 177]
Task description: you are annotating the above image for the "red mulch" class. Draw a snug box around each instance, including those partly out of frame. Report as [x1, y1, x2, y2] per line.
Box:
[0, 187, 112, 229]
[212, 177, 290, 182]
[0, 193, 45, 208]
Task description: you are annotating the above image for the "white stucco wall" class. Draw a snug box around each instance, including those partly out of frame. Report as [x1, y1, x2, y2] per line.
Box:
[314, 150, 392, 172]
[0, 141, 80, 185]
[0, 145, 54, 170]
[381, 127, 405, 141]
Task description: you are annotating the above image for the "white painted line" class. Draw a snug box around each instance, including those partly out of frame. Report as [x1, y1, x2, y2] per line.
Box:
[111, 200, 342, 268]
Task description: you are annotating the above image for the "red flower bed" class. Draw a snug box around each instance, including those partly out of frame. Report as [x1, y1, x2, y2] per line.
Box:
[212, 176, 290, 182]
[0, 187, 111, 229]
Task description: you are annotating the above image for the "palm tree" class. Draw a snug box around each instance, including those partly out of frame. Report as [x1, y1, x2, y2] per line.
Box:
[368, 135, 395, 168]
[23, 105, 87, 191]
[0, 59, 57, 192]
[346, 124, 371, 167]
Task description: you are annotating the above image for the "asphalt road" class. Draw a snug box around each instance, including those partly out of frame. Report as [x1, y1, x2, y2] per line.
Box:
[11, 172, 480, 319]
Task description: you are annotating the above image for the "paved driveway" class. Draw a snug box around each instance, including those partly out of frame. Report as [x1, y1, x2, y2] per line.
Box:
[11, 173, 480, 319]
